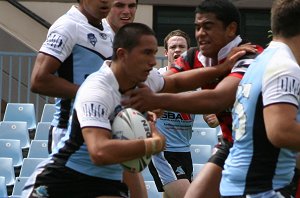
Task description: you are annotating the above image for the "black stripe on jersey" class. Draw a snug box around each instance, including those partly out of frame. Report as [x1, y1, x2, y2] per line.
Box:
[244, 93, 280, 194]
[57, 55, 73, 128]
[52, 110, 84, 165]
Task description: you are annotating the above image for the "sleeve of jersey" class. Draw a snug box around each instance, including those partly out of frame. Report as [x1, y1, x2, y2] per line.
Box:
[39, 18, 77, 62]
[229, 53, 258, 79]
[74, 81, 113, 131]
[144, 68, 165, 92]
[169, 51, 191, 73]
[262, 60, 300, 107]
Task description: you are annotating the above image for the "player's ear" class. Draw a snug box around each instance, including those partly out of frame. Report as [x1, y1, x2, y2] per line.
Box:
[164, 50, 168, 57]
[226, 21, 238, 37]
[116, 48, 127, 60]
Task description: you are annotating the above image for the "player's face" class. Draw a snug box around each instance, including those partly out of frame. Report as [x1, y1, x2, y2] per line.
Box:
[82, 0, 113, 20]
[107, 0, 137, 32]
[124, 35, 158, 83]
[165, 36, 188, 65]
[195, 12, 236, 60]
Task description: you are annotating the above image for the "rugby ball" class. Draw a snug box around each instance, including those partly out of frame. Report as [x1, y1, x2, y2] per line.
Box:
[112, 108, 152, 172]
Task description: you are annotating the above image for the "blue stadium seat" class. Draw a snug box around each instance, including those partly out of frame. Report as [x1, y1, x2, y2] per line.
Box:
[0, 176, 8, 198]
[0, 121, 30, 149]
[192, 114, 210, 128]
[0, 139, 23, 168]
[190, 144, 212, 164]
[3, 103, 37, 131]
[40, 104, 55, 123]
[19, 158, 45, 177]
[142, 166, 153, 181]
[190, 127, 218, 147]
[34, 122, 51, 140]
[27, 140, 49, 158]
[145, 181, 162, 198]
[12, 177, 29, 197]
[0, 157, 16, 186]
[193, 163, 205, 178]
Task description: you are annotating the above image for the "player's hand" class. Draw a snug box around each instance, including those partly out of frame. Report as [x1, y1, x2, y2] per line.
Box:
[144, 122, 166, 156]
[146, 111, 157, 122]
[152, 109, 164, 118]
[220, 43, 257, 72]
[203, 114, 219, 128]
[122, 83, 157, 112]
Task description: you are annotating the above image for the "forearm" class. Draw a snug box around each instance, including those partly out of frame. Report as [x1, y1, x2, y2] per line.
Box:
[164, 65, 228, 93]
[31, 75, 79, 98]
[152, 91, 227, 114]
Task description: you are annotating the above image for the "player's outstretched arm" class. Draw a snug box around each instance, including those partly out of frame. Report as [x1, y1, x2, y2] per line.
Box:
[123, 75, 240, 114]
[162, 44, 256, 93]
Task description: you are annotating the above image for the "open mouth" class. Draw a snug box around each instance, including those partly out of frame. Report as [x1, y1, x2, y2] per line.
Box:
[173, 54, 180, 60]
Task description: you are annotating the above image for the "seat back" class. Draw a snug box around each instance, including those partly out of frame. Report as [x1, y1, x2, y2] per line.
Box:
[145, 181, 162, 197]
[12, 177, 29, 196]
[142, 166, 153, 181]
[40, 104, 55, 123]
[28, 140, 49, 158]
[0, 139, 23, 167]
[34, 122, 51, 140]
[0, 157, 16, 186]
[190, 144, 212, 164]
[190, 127, 218, 147]
[19, 158, 45, 177]
[3, 103, 36, 130]
[192, 163, 205, 178]
[0, 121, 30, 149]
[0, 176, 8, 198]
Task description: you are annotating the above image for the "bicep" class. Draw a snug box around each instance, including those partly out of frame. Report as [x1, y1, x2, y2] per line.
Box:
[82, 127, 111, 155]
[264, 103, 297, 144]
[32, 53, 61, 77]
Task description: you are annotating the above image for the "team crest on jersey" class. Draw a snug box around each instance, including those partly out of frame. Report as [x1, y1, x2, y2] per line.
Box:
[99, 32, 108, 40]
[87, 33, 97, 47]
[44, 32, 67, 54]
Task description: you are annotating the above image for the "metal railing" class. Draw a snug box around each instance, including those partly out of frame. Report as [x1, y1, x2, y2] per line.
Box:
[0, 51, 167, 120]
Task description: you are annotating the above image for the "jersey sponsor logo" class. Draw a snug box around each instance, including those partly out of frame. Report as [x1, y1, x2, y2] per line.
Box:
[99, 32, 108, 40]
[161, 112, 192, 121]
[81, 102, 108, 121]
[87, 33, 97, 47]
[44, 32, 67, 54]
[278, 75, 300, 96]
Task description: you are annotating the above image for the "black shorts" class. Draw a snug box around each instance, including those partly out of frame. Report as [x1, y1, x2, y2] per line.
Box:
[208, 136, 233, 168]
[149, 151, 193, 192]
[24, 164, 129, 198]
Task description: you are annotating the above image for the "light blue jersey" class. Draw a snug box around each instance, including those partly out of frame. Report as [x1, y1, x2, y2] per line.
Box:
[220, 41, 299, 196]
[155, 67, 194, 152]
[51, 61, 164, 180]
[40, 6, 113, 129]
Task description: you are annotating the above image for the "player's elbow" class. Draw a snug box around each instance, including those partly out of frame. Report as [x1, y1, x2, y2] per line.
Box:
[267, 132, 288, 148]
[89, 151, 112, 165]
[30, 75, 44, 93]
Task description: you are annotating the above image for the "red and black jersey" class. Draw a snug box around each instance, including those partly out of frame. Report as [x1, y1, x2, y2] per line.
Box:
[170, 36, 263, 142]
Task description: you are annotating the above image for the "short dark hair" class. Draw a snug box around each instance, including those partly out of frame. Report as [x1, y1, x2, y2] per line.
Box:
[271, 0, 300, 38]
[163, 29, 191, 50]
[112, 23, 156, 60]
[195, 0, 241, 35]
